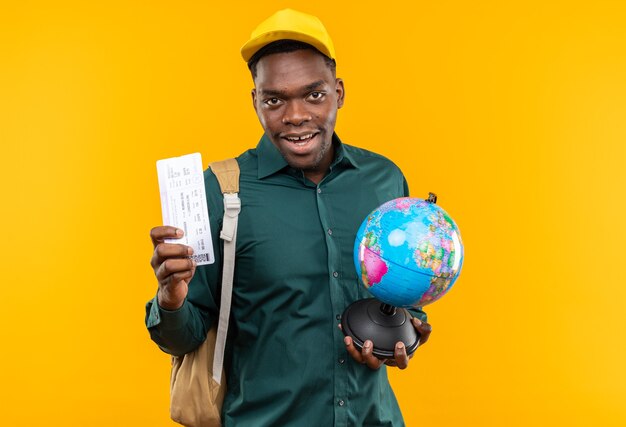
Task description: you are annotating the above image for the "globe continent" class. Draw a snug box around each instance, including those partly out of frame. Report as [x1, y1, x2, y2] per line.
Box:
[354, 197, 464, 308]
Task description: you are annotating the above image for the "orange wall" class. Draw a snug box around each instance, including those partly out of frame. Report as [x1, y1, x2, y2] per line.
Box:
[1, 1, 625, 425]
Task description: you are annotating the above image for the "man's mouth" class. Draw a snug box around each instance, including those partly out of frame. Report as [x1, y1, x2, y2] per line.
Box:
[282, 132, 319, 146]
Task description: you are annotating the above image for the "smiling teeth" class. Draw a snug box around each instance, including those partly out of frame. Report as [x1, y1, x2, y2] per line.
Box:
[286, 134, 313, 142]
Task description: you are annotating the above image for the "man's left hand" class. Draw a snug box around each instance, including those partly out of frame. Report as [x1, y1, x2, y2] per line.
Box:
[342, 317, 432, 370]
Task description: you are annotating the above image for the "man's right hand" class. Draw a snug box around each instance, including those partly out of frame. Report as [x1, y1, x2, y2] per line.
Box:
[150, 226, 196, 311]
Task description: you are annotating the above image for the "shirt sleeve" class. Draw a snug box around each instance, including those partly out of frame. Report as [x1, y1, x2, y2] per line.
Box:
[144, 168, 225, 357]
[407, 306, 428, 322]
[402, 174, 410, 197]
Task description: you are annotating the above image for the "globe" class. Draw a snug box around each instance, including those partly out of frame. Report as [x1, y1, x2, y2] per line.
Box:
[354, 197, 464, 308]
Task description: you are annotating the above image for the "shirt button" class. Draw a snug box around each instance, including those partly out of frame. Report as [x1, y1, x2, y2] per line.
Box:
[332, 271, 339, 278]
[339, 358, 345, 364]
[336, 314, 341, 321]
[327, 228, 333, 236]
[338, 399, 345, 407]
[317, 188, 322, 194]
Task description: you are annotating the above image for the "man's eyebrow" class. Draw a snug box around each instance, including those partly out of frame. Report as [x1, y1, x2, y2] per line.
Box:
[303, 80, 326, 91]
[259, 88, 285, 97]
[259, 80, 327, 97]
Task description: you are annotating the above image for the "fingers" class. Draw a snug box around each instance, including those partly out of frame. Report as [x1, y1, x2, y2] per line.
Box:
[392, 342, 409, 369]
[155, 257, 196, 283]
[150, 226, 183, 247]
[344, 336, 363, 363]
[149, 226, 194, 311]
[155, 258, 196, 310]
[361, 340, 385, 369]
[151, 243, 193, 269]
[412, 317, 432, 347]
[343, 336, 384, 370]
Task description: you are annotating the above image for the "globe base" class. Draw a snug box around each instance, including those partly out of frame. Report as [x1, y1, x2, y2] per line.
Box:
[341, 298, 420, 359]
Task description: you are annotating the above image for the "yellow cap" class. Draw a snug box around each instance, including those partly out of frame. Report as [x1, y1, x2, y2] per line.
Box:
[241, 9, 335, 62]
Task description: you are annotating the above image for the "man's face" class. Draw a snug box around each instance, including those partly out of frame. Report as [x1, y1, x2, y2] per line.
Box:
[252, 49, 345, 173]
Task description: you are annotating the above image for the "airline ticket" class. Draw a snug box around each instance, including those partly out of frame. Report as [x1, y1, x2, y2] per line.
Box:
[156, 153, 215, 265]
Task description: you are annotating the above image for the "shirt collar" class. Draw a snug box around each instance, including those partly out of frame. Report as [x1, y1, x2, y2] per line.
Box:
[257, 133, 358, 180]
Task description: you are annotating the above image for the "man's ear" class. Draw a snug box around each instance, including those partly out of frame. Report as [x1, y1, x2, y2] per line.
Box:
[335, 78, 345, 109]
[251, 88, 258, 114]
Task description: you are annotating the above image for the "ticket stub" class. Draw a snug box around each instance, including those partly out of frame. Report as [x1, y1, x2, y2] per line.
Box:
[156, 153, 215, 265]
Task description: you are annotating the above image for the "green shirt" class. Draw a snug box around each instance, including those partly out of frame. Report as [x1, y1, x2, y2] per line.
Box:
[146, 134, 426, 427]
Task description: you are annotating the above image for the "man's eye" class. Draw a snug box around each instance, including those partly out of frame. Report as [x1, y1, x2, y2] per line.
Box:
[264, 98, 281, 106]
[308, 91, 325, 101]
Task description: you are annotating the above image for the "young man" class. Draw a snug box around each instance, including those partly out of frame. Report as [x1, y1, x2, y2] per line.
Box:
[146, 9, 432, 426]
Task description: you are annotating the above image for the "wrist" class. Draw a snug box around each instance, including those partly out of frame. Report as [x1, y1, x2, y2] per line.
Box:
[157, 291, 185, 311]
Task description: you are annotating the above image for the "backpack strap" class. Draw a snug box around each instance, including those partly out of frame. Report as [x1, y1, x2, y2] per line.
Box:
[210, 158, 240, 194]
[209, 158, 241, 385]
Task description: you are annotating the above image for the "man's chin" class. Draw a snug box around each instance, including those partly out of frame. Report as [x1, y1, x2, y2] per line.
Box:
[274, 144, 320, 169]
[283, 155, 321, 171]
[270, 134, 331, 172]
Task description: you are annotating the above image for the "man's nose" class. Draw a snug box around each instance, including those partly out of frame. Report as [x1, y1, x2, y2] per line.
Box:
[282, 100, 312, 126]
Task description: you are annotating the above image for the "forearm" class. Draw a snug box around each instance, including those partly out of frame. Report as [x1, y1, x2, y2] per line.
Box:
[145, 296, 211, 356]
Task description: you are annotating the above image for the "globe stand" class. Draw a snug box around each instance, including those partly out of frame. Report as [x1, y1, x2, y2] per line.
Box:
[341, 298, 420, 359]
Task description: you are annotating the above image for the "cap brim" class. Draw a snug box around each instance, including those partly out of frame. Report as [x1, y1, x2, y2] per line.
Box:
[241, 30, 333, 62]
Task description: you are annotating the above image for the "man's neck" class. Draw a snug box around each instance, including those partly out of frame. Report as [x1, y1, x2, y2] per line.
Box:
[304, 170, 326, 185]
[304, 143, 335, 184]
